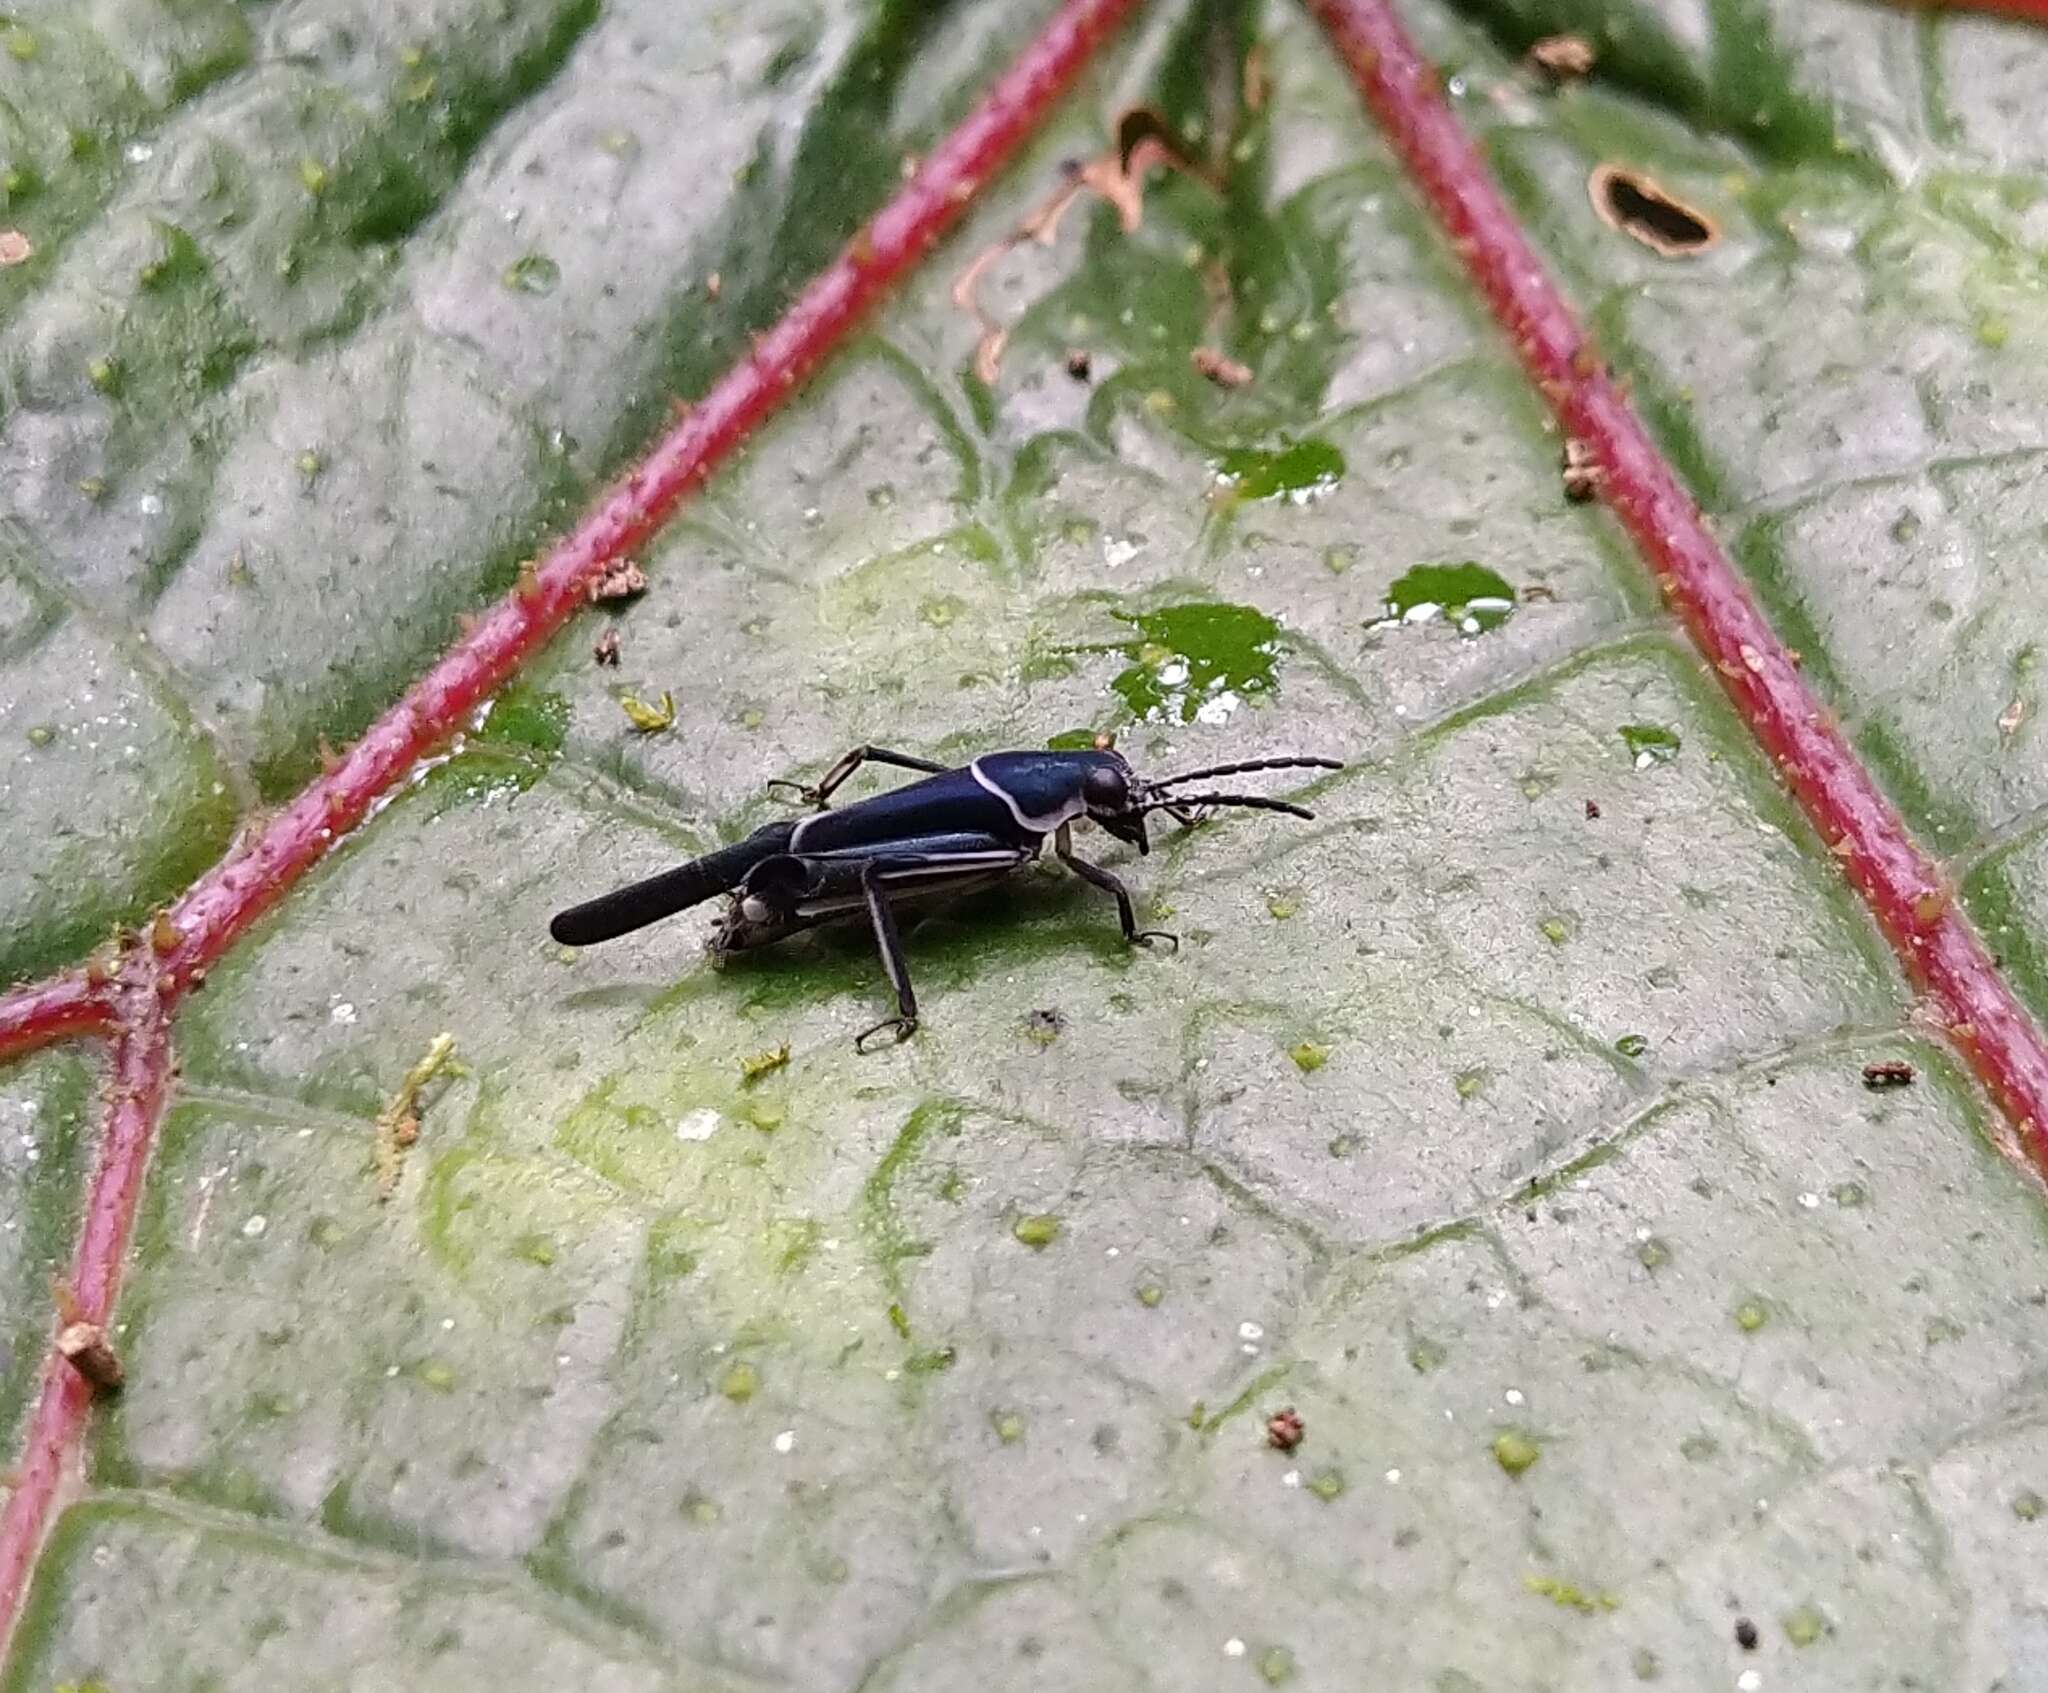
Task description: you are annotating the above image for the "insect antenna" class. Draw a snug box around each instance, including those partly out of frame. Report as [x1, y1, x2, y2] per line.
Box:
[1151, 755, 1343, 789]
[1138, 791, 1317, 820]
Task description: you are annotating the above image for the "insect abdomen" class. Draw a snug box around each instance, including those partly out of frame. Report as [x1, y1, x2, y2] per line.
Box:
[549, 822, 795, 946]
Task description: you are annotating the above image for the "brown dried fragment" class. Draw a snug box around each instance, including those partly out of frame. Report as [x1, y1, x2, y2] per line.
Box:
[1862, 1059, 1915, 1091]
[1265, 1407, 1305, 1452]
[588, 560, 646, 603]
[704, 271, 722, 299]
[514, 558, 541, 601]
[0, 229, 31, 267]
[1584, 799, 1601, 820]
[1191, 346, 1253, 388]
[318, 735, 343, 774]
[375, 1033, 456, 1200]
[1561, 436, 1603, 502]
[52, 1283, 122, 1393]
[1525, 33, 1595, 82]
[592, 627, 622, 667]
[952, 106, 1215, 384]
[1999, 696, 2027, 741]
[57, 1321, 124, 1393]
[1242, 41, 1270, 113]
[1065, 348, 1093, 381]
[1588, 164, 1719, 258]
[147, 911, 181, 955]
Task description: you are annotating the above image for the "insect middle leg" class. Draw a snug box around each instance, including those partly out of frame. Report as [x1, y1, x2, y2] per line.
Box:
[767, 745, 948, 809]
[855, 860, 919, 1051]
[1054, 823, 1178, 950]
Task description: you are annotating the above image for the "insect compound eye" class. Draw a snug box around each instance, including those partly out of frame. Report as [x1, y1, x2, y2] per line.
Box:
[1081, 765, 1129, 810]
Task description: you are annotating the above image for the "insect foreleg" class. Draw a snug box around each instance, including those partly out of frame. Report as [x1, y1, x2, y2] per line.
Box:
[1054, 823, 1178, 950]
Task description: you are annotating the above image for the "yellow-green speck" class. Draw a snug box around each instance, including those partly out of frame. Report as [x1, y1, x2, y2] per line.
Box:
[2013, 1489, 2043, 1521]
[1523, 1573, 1619, 1613]
[1306, 1466, 1346, 1502]
[1267, 891, 1300, 920]
[511, 1230, 556, 1267]
[1733, 1297, 1770, 1333]
[620, 691, 676, 733]
[1539, 914, 1574, 946]
[25, 725, 55, 748]
[1454, 1068, 1488, 1102]
[1492, 1429, 1541, 1476]
[683, 1492, 721, 1526]
[296, 157, 329, 195]
[86, 357, 120, 395]
[1290, 1041, 1330, 1074]
[6, 28, 36, 59]
[1635, 1236, 1670, 1272]
[416, 1359, 458, 1392]
[719, 1361, 759, 1403]
[1012, 1213, 1060, 1250]
[297, 449, 321, 480]
[1135, 1282, 1164, 1308]
[1257, 1646, 1296, 1685]
[1781, 1603, 1829, 1646]
[740, 1043, 790, 1084]
[992, 1410, 1025, 1445]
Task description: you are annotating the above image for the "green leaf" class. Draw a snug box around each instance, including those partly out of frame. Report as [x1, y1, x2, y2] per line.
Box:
[7, 1, 2048, 1686]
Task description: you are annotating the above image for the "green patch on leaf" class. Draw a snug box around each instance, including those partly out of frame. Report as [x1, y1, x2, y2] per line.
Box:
[1213, 438, 1344, 503]
[1372, 561, 1517, 636]
[1106, 602, 1282, 725]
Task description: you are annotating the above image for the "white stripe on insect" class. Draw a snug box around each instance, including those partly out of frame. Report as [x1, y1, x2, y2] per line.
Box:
[970, 758, 1088, 834]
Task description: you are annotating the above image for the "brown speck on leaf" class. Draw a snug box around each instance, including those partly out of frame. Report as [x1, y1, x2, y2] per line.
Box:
[1192, 346, 1253, 388]
[849, 225, 877, 266]
[588, 560, 646, 603]
[1065, 348, 1093, 381]
[147, 911, 181, 955]
[1863, 1059, 1915, 1090]
[318, 736, 342, 774]
[1913, 887, 1950, 924]
[514, 558, 541, 601]
[1734, 1618, 1759, 1651]
[376, 1033, 456, 1200]
[1584, 799, 1601, 820]
[0, 229, 31, 267]
[704, 271, 721, 299]
[1525, 33, 1595, 82]
[1265, 1407, 1305, 1452]
[1561, 436, 1603, 501]
[1999, 696, 2027, 741]
[592, 627, 622, 667]
[1589, 164, 1720, 257]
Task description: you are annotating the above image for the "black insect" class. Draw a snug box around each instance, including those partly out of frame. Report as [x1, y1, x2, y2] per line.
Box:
[549, 739, 1341, 1049]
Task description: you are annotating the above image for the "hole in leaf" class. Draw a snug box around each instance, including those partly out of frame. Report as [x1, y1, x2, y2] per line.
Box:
[1587, 165, 1718, 257]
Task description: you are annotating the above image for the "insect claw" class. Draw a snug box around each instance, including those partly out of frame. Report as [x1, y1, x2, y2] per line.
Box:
[1133, 928, 1180, 952]
[766, 777, 827, 808]
[855, 1014, 919, 1052]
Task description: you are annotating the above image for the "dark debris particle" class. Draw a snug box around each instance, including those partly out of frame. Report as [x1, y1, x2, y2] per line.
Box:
[1734, 1618, 1759, 1651]
[1265, 1407, 1305, 1452]
[1862, 1059, 1916, 1091]
[1584, 799, 1601, 820]
[1023, 1007, 1065, 1046]
[592, 627, 621, 666]
[1588, 164, 1719, 258]
[1065, 348, 1092, 381]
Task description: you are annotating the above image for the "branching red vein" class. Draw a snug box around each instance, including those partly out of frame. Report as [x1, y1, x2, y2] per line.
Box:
[1304, 0, 2048, 1174]
[0, 0, 1142, 1650]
